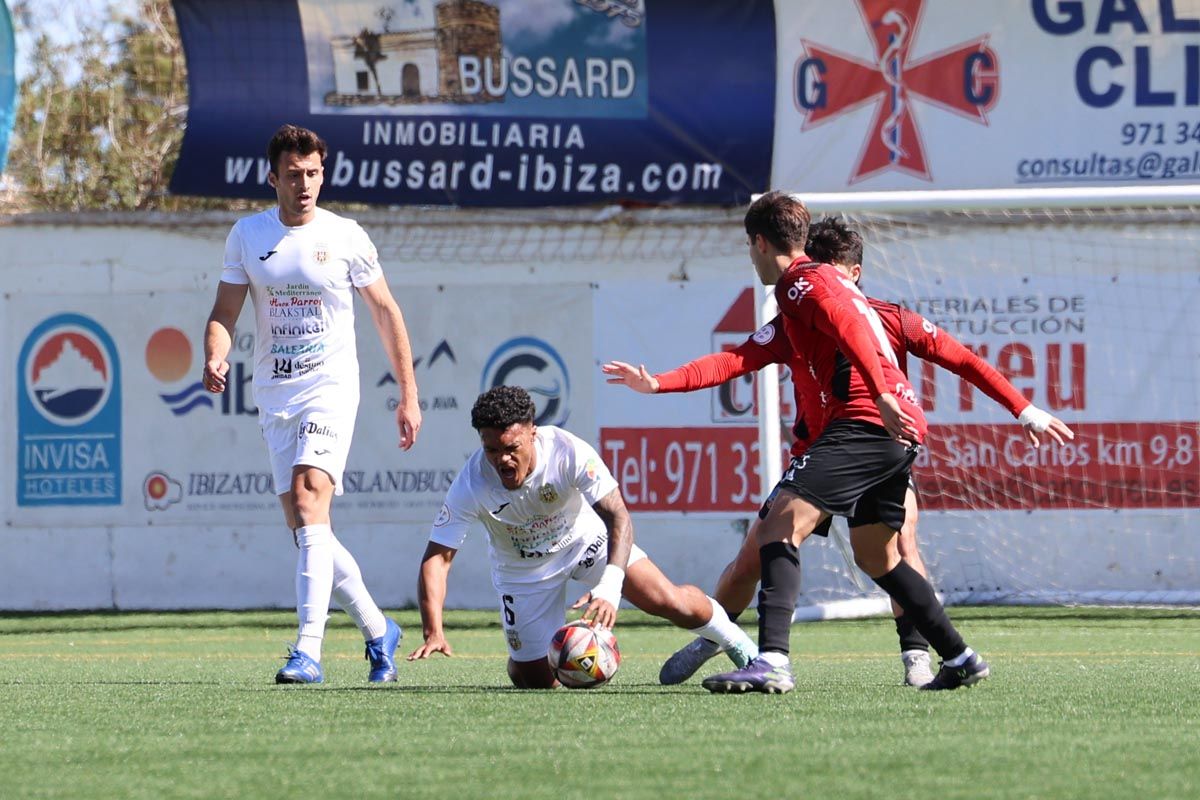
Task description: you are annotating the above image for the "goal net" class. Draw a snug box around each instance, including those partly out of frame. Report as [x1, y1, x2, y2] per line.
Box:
[765, 203, 1200, 617]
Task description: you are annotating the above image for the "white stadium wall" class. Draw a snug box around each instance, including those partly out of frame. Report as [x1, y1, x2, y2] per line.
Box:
[2, 207, 1197, 611]
[0, 209, 752, 611]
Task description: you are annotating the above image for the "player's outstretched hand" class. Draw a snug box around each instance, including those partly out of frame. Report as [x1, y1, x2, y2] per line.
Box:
[202, 360, 230, 394]
[874, 393, 919, 446]
[1019, 404, 1075, 447]
[572, 591, 617, 629]
[407, 633, 452, 660]
[601, 361, 659, 394]
[1024, 415, 1075, 447]
[396, 398, 422, 451]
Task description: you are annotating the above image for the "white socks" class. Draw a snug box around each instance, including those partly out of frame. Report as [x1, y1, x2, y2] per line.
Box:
[294, 523, 334, 661]
[945, 647, 976, 667]
[330, 536, 388, 641]
[293, 524, 389, 660]
[688, 596, 759, 659]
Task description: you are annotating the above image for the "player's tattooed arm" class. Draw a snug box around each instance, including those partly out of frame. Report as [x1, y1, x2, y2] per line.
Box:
[579, 488, 634, 628]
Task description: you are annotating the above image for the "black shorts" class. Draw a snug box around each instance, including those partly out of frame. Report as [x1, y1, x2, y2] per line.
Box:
[758, 485, 833, 536]
[765, 419, 919, 531]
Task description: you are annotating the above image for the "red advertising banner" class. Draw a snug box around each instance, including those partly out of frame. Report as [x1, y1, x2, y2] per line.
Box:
[601, 421, 1199, 513]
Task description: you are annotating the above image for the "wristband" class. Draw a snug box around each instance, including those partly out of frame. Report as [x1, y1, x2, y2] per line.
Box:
[1018, 404, 1053, 433]
[591, 565, 625, 608]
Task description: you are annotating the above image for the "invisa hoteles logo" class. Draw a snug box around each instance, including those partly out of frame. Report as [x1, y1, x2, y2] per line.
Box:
[793, 0, 999, 184]
[481, 336, 570, 427]
[18, 314, 121, 506]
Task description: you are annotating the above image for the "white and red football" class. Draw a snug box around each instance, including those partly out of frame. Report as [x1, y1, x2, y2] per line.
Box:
[547, 620, 621, 689]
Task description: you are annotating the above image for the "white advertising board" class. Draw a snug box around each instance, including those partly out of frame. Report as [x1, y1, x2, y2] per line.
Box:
[773, 0, 1200, 193]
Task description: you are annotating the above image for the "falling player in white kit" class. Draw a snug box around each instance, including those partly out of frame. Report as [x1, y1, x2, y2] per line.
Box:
[202, 124, 421, 684]
[407, 386, 757, 688]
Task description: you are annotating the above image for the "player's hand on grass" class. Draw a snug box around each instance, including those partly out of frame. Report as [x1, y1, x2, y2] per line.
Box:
[572, 591, 617, 629]
[407, 633, 452, 660]
[202, 360, 229, 393]
[874, 393, 919, 446]
[602, 361, 659, 394]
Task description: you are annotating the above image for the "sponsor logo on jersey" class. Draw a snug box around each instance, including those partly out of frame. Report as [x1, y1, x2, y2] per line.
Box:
[17, 314, 122, 506]
[786, 278, 813, 302]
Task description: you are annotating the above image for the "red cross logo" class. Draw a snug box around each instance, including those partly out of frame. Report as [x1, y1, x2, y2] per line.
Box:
[793, 0, 999, 184]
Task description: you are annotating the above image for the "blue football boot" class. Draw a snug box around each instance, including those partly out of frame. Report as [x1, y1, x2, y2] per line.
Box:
[365, 618, 402, 683]
[275, 649, 324, 684]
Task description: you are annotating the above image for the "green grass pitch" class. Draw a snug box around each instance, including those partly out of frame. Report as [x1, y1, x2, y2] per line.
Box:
[1, 607, 1197, 799]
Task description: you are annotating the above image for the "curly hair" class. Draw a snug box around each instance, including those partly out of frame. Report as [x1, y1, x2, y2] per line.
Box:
[471, 386, 536, 430]
[806, 216, 863, 267]
[267, 124, 327, 173]
[744, 191, 811, 254]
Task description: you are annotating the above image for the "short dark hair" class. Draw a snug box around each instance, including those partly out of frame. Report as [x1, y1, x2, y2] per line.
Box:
[806, 216, 863, 267]
[267, 124, 327, 173]
[471, 386, 536, 430]
[744, 191, 811, 254]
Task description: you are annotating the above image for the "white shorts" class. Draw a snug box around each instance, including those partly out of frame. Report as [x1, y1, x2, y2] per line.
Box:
[495, 540, 648, 662]
[260, 406, 357, 496]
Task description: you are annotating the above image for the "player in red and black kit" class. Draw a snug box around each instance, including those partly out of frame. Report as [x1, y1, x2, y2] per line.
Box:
[656, 194, 978, 693]
[604, 217, 1074, 689]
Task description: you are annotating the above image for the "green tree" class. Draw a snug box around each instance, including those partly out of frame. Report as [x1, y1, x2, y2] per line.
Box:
[5, 0, 244, 212]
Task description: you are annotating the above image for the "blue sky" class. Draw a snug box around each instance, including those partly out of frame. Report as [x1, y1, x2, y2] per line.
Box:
[11, 0, 136, 80]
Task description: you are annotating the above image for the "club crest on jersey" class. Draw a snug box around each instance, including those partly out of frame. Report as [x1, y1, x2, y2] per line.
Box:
[752, 323, 776, 345]
[313, 243, 330, 264]
[539, 484, 558, 504]
[505, 628, 522, 651]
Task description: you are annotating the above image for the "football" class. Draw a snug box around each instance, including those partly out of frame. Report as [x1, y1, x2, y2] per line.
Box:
[547, 620, 621, 689]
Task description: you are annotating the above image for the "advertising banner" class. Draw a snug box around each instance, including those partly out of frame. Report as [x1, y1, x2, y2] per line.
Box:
[169, 0, 774, 207]
[773, 0, 1200, 192]
[6, 285, 594, 528]
[595, 269, 1200, 514]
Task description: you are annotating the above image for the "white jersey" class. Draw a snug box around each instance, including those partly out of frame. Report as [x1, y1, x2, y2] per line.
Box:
[221, 207, 383, 418]
[430, 426, 620, 584]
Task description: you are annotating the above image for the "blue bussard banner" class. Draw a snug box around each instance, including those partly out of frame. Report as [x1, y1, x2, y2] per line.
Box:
[170, 0, 774, 207]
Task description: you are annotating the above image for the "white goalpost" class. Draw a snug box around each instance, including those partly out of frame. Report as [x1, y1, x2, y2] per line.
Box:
[760, 189, 1200, 618]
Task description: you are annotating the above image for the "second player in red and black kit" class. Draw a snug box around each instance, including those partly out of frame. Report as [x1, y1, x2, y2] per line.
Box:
[700, 192, 989, 693]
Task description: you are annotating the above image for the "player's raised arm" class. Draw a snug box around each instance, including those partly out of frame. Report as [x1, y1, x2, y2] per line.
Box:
[897, 307, 1074, 447]
[408, 541, 458, 660]
[605, 318, 787, 395]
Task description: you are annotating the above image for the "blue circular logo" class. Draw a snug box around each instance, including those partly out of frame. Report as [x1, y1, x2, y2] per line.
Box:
[481, 337, 570, 426]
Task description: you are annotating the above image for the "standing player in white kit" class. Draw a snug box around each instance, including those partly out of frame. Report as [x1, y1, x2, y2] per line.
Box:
[203, 124, 422, 684]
